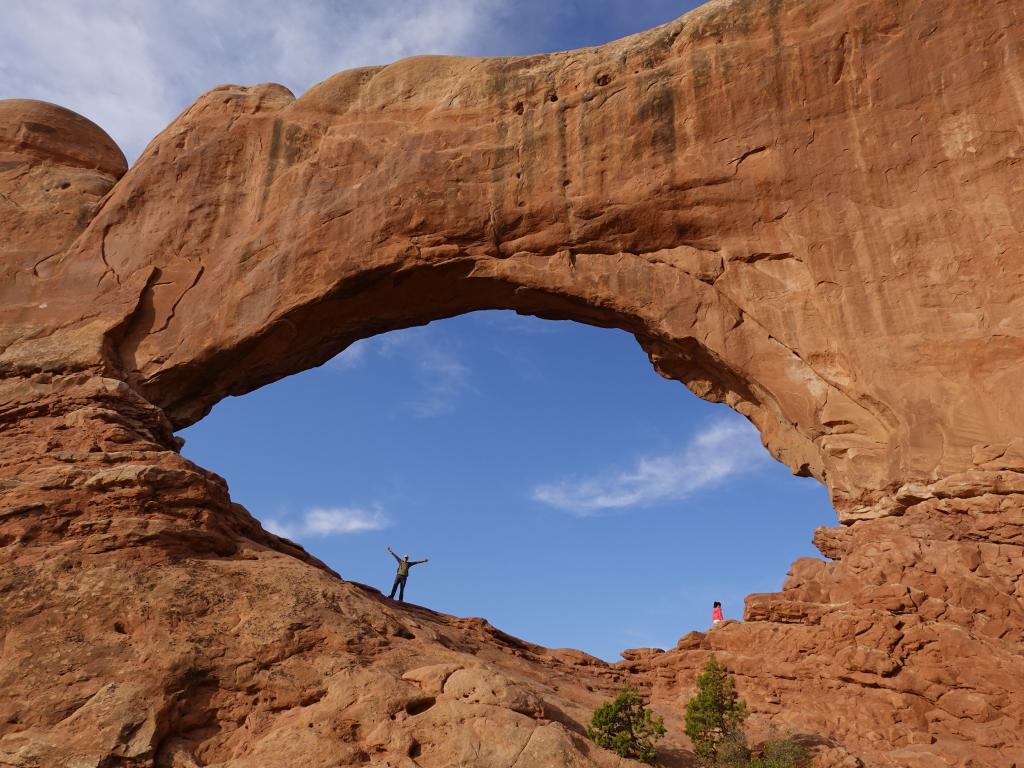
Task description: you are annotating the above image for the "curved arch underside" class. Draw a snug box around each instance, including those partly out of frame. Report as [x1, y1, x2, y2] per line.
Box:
[1, 0, 1023, 766]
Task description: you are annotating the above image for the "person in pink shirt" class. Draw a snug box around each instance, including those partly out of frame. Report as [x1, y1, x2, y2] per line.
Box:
[712, 601, 724, 625]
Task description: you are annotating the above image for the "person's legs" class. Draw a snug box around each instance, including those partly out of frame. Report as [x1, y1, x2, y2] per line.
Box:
[398, 577, 406, 602]
[388, 576, 401, 598]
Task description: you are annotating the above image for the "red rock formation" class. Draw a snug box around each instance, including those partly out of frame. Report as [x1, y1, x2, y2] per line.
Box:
[2, 0, 1023, 765]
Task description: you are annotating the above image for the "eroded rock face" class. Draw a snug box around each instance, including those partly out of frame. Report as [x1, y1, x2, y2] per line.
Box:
[1, 0, 1023, 766]
[0, 100, 128, 372]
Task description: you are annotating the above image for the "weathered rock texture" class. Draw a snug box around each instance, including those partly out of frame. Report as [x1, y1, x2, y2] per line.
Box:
[2, 0, 1023, 765]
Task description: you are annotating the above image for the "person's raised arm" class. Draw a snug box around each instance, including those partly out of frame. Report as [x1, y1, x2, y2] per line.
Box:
[411, 558, 429, 566]
[387, 546, 401, 563]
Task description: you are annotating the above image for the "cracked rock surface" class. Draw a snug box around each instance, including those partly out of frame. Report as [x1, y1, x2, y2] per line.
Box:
[2, 0, 1023, 765]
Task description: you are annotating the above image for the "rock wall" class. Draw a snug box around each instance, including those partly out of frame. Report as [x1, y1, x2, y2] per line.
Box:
[1, 0, 1023, 766]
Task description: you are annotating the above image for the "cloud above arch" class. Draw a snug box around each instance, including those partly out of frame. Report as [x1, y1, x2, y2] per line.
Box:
[0, 0, 508, 161]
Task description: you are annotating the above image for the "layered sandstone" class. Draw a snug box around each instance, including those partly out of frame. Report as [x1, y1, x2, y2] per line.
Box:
[2, 0, 1023, 766]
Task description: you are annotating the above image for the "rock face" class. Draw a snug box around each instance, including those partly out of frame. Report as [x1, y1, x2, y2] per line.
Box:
[1, 0, 1023, 766]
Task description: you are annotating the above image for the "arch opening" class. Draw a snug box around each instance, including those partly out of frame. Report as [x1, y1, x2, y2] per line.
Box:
[179, 309, 835, 660]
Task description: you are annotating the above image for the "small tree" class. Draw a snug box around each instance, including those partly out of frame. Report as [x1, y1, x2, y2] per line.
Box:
[684, 656, 750, 766]
[587, 686, 666, 764]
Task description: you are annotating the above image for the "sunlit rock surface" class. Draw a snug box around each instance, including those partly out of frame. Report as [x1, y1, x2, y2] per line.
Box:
[1, 0, 1023, 765]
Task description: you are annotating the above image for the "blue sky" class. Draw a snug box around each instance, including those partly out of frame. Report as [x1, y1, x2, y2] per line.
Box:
[3, 1, 836, 660]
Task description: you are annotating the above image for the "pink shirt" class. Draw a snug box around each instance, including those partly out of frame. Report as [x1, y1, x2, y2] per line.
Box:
[712, 606, 724, 622]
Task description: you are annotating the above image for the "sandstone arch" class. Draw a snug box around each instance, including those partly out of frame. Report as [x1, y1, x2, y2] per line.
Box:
[2, 0, 1024, 765]
[6, 0, 1024, 522]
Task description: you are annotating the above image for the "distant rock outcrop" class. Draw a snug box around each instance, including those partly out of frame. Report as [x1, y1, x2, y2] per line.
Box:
[2, 0, 1023, 766]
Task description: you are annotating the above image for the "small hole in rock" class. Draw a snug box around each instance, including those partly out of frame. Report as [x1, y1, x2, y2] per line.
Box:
[405, 696, 436, 716]
[113, 622, 126, 634]
[513, 101, 524, 115]
[548, 93, 558, 102]
[595, 73, 612, 86]
[409, 740, 422, 758]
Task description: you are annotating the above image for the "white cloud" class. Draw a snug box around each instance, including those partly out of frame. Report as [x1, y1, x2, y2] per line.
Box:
[0, 0, 513, 162]
[532, 419, 769, 516]
[264, 505, 390, 540]
[328, 326, 472, 418]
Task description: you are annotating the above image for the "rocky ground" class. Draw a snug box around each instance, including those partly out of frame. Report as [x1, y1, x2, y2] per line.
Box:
[1, 373, 1021, 767]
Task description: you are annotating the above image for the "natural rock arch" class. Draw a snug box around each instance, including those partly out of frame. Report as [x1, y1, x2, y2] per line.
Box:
[1, 0, 1023, 766]
[14, 0, 1024, 521]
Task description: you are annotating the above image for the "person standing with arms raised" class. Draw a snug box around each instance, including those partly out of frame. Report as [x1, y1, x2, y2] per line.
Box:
[386, 546, 429, 603]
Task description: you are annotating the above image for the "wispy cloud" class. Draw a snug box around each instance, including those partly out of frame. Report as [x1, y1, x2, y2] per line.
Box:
[532, 419, 768, 516]
[264, 505, 390, 540]
[329, 339, 370, 370]
[328, 326, 472, 418]
[410, 344, 471, 417]
[0, 0, 514, 162]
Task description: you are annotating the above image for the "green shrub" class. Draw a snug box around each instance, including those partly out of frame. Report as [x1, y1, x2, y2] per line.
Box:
[749, 732, 809, 768]
[684, 656, 750, 766]
[714, 732, 753, 767]
[587, 686, 666, 764]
